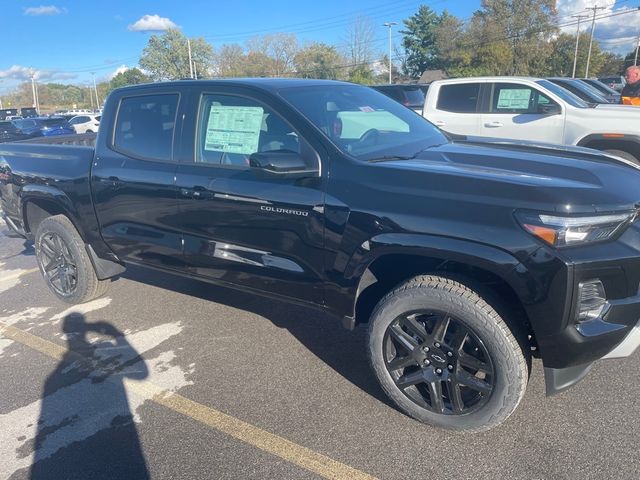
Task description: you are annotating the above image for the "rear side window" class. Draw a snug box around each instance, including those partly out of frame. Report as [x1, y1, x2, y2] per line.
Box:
[114, 94, 178, 161]
[436, 84, 480, 113]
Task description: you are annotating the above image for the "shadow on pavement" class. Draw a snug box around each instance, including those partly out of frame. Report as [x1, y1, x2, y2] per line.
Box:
[123, 265, 395, 409]
[27, 313, 150, 480]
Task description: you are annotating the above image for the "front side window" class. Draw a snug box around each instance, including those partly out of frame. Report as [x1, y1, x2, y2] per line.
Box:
[196, 94, 301, 166]
[490, 83, 558, 114]
[113, 94, 178, 161]
[437, 83, 481, 113]
[279, 84, 446, 161]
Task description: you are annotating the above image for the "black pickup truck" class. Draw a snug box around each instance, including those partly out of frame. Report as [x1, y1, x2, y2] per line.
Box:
[2, 79, 640, 432]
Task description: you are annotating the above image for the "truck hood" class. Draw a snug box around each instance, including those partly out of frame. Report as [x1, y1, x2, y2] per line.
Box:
[376, 140, 640, 214]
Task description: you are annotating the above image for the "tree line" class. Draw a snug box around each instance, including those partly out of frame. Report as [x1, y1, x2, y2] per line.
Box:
[3, 1, 636, 111]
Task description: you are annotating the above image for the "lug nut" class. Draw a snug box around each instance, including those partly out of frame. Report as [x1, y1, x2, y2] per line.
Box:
[447, 352, 453, 357]
[435, 368, 443, 374]
[423, 346, 430, 352]
[448, 365, 453, 371]
[434, 342, 441, 348]
[424, 359, 431, 366]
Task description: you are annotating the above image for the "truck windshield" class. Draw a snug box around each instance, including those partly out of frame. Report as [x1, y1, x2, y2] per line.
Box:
[278, 84, 448, 161]
[535, 80, 590, 108]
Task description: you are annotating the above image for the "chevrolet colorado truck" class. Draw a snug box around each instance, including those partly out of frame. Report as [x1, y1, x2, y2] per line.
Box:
[1, 79, 640, 432]
[423, 76, 640, 163]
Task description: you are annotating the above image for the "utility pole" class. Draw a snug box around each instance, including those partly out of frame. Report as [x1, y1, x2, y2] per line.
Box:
[383, 22, 397, 84]
[88, 84, 94, 109]
[187, 38, 194, 79]
[91, 72, 100, 110]
[193, 61, 198, 80]
[585, 5, 605, 78]
[30, 69, 37, 109]
[571, 15, 588, 78]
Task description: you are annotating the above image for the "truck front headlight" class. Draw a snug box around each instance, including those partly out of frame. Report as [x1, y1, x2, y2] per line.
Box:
[515, 210, 637, 247]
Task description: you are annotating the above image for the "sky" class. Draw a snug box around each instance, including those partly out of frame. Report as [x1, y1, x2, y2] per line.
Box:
[1, 0, 639, 94]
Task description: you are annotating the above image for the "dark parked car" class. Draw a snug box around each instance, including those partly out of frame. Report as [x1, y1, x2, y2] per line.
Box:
[547, 77, 613, 104]
[2, 79, 640, 432]
[0, 121, 31, 143]
[598, 75, 625, 93]
[580, 78, 621, 103]
[371, 84, 427, 113]
[12, 117, 75, 137]
[0, 108, 19, 121]
[20, 107, 38, 118]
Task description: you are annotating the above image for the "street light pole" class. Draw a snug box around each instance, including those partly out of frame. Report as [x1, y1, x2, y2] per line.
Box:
[187, 39, 194, 79]
[571, 15, 588, 78]
[383, 22, 397, 84]
[635, 35, 640, 66]
[585, 5, 605, 78]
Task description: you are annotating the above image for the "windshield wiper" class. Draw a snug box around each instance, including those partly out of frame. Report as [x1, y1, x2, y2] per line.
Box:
[367, 154, 416, 163]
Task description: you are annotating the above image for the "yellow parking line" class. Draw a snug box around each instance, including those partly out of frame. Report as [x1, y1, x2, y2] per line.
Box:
[0, 321, 377, 480]
[0, 268, 40, 282]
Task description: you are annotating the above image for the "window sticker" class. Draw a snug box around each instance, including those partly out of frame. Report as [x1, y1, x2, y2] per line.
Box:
[496, 89, 531, 110]
[204, 106, 264, 154]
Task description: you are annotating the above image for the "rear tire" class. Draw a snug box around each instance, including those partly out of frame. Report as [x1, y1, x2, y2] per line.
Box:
[604, 149, 639, 165]
[35, 215, 109, 304]
[367, 275, 528, 432]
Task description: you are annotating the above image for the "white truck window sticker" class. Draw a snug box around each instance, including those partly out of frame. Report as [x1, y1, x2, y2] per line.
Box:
[204, 106, 264, 154]
[496, 89, 532, 110]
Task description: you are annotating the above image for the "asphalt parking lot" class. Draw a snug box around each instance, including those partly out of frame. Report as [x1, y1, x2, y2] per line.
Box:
[1, 217, 639, 480]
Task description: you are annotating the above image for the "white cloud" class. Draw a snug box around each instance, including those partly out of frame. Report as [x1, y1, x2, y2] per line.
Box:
[24, 5, 65, 16]
[128, 14, 178, 32]
[557, 1, 640, 54]
[0, 65, 76, 82]
[107, 65, 129, 80]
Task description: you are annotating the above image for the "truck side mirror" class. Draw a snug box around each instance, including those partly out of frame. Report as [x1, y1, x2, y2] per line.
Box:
[249, 150, 319, 178]
[538, 103, 561, 115]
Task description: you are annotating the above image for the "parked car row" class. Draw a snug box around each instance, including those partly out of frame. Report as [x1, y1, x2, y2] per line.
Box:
[0, 114, 101, 142]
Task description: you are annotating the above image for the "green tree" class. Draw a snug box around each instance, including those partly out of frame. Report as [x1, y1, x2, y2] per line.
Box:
[139, 29, 214, 81]
[110, 68, 151, 90]
[294, 43, 344, 79]
[400, 5, 442, 78]
[467, 0, 557, 76]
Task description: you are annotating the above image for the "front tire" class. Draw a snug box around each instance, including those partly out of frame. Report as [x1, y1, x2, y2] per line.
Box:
[367, 275, 528, 432]
[35, 215, 109, 304]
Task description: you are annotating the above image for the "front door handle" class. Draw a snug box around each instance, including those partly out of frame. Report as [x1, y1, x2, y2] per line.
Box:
[484, 121, 503, 128]
[180, 185, 209, 199]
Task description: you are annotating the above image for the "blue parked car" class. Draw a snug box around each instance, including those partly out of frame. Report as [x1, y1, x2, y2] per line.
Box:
[12, 117, 75, 137]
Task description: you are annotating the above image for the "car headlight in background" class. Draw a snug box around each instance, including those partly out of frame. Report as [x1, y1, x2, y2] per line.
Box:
[515, 210, 637, 247]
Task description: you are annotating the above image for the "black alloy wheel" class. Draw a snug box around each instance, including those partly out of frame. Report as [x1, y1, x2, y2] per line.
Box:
[368, 275, 529, 432]
[37, 231, 78, 297]
[383, 311, 494, 415]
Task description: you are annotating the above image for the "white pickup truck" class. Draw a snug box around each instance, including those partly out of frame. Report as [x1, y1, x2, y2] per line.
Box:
[422, 77, 640, 162]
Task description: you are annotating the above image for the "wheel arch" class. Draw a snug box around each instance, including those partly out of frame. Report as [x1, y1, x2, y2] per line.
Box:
[21, 185, 86, 240]
[348, 234, 535, 351]
[576, 133, 640, 162]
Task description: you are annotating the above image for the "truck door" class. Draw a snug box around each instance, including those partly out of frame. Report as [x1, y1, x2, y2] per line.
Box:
[479, 82, 565, 144]
[91, 90, 184, 271]
[173, 89, 326, 305]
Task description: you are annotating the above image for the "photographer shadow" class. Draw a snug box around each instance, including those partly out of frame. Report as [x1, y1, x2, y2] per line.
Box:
[29, 313, 150, 480]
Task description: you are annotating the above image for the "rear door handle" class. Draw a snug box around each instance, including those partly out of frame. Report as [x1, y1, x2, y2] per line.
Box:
[484, 121, 503, 128]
